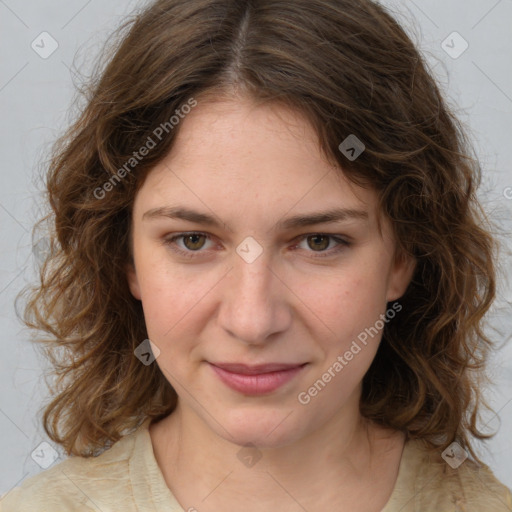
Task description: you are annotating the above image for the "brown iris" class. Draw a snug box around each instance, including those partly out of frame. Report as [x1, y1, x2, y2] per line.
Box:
[183, 234, 207, 250]
[306, 235, 330, 251]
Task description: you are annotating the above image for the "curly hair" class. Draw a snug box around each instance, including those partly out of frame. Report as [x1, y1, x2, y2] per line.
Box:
[20, 0, 498, 460]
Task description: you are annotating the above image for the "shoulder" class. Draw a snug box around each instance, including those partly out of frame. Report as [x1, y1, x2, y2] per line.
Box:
[0, 426, 141, 512]
[390, 439, 512, 512]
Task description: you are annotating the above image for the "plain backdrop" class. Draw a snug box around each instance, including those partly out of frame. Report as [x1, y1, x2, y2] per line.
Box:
[1, 0, 511, 497]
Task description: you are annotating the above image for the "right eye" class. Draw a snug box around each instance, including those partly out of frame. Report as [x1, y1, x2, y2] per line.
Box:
[162, 232, 216, 258]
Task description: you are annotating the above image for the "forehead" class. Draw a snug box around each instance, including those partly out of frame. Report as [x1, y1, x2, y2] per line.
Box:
[133, 97, 383, 233]
[159, 97, 329, 183]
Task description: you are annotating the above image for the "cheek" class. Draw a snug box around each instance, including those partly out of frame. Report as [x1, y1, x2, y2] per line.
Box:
[140, 277, 205, 340]
[301, 267, 389, 343]
[137, 269, 211, 381]
[133, 251, 202, 338]
[298, 273, 385, 407]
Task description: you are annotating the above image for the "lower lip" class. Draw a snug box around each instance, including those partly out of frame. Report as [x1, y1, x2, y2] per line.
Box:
[209, 364, 306, 395]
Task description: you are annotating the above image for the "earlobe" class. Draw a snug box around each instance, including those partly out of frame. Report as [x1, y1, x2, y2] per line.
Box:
[386, 251, 417, 302]
[126, 263, 142, 300]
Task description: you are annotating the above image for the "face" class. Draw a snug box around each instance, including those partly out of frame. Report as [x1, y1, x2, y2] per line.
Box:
[127, 96, 415, 449]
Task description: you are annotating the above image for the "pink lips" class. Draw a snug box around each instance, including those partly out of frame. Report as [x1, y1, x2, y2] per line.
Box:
[209, 362, 307, 395]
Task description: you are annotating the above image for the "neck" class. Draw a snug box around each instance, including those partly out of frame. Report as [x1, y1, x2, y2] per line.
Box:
[149, 394, 404, 511]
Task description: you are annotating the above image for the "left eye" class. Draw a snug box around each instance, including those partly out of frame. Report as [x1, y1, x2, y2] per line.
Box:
[296, 234, 347, 253]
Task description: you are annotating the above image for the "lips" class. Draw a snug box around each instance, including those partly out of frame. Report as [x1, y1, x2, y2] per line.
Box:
[209, 362, 307, 395]
[211, 362, 306, 375]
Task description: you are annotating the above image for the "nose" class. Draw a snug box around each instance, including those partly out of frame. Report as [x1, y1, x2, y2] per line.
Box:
[217, 248, 292, 346]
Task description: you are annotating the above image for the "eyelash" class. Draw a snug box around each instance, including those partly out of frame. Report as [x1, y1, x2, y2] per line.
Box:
[162, 232, 351, 259]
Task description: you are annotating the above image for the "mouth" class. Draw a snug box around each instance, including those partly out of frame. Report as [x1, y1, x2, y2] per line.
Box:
[208, 362, 308, 395]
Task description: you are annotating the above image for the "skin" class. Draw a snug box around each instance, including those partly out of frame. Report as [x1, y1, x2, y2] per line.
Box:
[127, 95, 416, 512]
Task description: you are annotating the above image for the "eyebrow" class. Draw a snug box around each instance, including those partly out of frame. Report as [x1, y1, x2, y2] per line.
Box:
[142, 206, 369, 231]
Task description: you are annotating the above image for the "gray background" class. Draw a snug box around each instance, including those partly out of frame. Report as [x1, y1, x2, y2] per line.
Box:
[1, 0, 511, 497]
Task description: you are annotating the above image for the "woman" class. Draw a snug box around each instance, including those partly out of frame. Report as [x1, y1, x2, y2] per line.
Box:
[3, 0, 511, 510]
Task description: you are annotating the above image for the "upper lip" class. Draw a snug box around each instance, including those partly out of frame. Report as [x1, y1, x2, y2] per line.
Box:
[210, 362, 306, 375]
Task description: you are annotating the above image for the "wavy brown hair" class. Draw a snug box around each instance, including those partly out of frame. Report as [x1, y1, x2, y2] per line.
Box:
[20, 0, 498, 460]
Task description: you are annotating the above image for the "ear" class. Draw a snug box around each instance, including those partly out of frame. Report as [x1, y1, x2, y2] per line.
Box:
[386, 249, 416, 302]
[126, 262, 142, 300]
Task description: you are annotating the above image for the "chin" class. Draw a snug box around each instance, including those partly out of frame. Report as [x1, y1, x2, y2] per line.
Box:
[214, 406, 306, 449]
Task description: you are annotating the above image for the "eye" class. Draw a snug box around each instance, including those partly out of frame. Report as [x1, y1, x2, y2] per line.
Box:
[294, 234, 350, 258]
[163, 232, 215, 257]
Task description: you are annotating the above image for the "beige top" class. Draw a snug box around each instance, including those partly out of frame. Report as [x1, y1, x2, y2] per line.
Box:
[1, 418, 511, 511]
